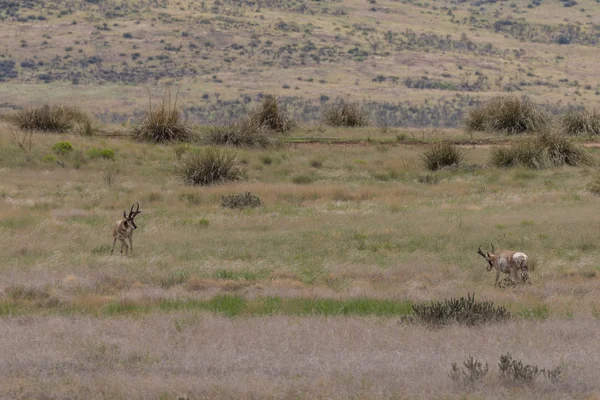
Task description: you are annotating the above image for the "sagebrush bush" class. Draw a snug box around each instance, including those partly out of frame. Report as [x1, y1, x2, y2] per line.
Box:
[490, 132, 592, 169]
[411, 293, 510, 327]
[421, 142, 464, 171]
[323, 99, 369, 127]
[560, 108, 600, 136]
[499, 353, 561, 384]
[248, 95, 296, 134]
[464, 96, 549, 134]
[449, 356, 489, 385]
[132, 90, 192, 143]
[204, 116, 279, 148]
[7, 105, 90, 132]
[220, 192, 262, 209]
[177, 147, 242, 186]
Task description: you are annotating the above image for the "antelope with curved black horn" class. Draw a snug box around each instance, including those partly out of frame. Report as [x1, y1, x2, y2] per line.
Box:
[111, 203, 142, 255]
[476, 244, 529, 287]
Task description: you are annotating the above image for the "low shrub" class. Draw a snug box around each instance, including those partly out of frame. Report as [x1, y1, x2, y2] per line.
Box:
[411, 293, 510, 327]
[248, 95, 296, 134]
[42, 154, 57, 163]
[220, 192, 262, 209]
[421, 142, 464, 171]
[292, 174, 315, 184]
[132, 89, 192, 143]
[52, 141, 73, 155]
[76, 118, 100, 136]
[100, 149, 115, 160]
[560, 108, 600, 136]
[323, 99, 369, 127]
[464, 96, 549, 134]
[177, 147, 243, 186]
[7, 105, 90, 132]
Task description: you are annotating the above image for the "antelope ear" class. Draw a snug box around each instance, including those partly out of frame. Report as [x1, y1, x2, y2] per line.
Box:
[123, 211, 127, 219]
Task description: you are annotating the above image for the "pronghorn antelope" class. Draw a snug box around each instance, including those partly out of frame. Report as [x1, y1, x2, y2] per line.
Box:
[111, 203, 142, 256]
[477, 244, 529, 286]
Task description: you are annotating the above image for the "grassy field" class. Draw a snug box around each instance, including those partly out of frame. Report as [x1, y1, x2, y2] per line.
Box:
[1, 119, 600, 398]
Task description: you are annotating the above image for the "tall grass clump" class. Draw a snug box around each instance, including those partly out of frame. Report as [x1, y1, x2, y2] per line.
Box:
[204, 116, 279, 148]
[249, 95, 296, 134]
[421, 142, 464, 171]
[560, 108, 600, 136]
[323, 98, 369, 127]
[132, 89, 192, 143]
[7, 105, 90, 132]
[177, 147, 242, 186]
[490, 132, 592, 169]
[464, 96, 549, 134]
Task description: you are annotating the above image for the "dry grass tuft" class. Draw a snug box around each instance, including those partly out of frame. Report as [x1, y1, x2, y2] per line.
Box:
[204, 116, 280, 148]
[248, 95, 296, 134]
[6, 105, 91, 132]
[465, 96, 549, 134]
[560, 108, 600, 136]
[490, 132, 592, 169]
[132, 89, 192, 143]
[177, 147, 243, 186]
[421, 142, 465, 171]
[323, 99, 369, 127]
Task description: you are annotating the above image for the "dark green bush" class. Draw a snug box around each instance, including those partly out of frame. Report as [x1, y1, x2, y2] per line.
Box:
[132, 90, 192, 143]
[421, 142, 465, 171]
[464, 96, 549, 134]
[220, 192, 262, 209]
[560, 108, 600, 136]
[292, 174, 315, 184]
[177, 147, 243, 186]
[7, 105, 90, 132]
[323, 99, 369, 127]
[249, 95, 296, 134]
[411, 293, 510, 327]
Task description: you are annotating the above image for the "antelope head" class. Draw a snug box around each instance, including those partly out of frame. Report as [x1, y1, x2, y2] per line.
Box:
[124, 203, 142, 229]
[477, 246, 494, 271]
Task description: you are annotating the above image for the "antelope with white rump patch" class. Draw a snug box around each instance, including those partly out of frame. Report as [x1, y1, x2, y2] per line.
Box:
[111, 203, 142, 256]
[477, 244, 529, 287]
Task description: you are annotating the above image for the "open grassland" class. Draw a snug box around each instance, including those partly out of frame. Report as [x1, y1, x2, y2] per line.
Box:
[2, 122, 600, 398]
[1, 0, 600, 125]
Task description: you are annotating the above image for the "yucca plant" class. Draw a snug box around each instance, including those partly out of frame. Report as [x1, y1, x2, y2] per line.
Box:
[464, 96, 549, 134]
[560, 108, 600, 136]
[323, 99, 369, 127]
[132, 89, 192, 143]
[204, 116, 280, 148]
[177, 147, 243, 186]
[7, 105, 90, 132]
[421, 142, 465, 171]
[249, 95, 296, 134]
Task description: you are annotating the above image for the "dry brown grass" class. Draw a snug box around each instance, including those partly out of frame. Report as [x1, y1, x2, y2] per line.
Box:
[0, 314, 598, 399]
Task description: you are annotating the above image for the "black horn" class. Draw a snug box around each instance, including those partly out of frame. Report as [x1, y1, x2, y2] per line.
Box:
[477, 247, 487, 258]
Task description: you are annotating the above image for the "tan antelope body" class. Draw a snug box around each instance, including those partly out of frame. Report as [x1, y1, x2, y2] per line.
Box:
[477, 244, 529, 286]
[111, 203, 141, 255]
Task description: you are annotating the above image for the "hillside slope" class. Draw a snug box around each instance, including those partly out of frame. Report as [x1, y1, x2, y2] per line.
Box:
[1, 0, 599, 125]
